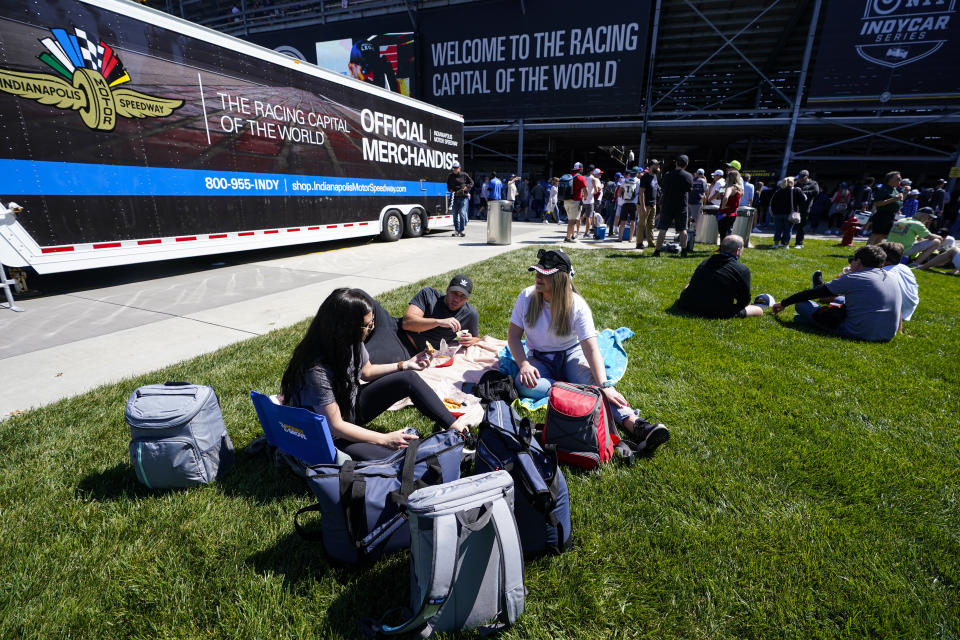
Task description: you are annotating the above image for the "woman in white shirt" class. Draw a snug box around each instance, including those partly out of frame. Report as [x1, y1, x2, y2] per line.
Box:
[507, 249, 669, 454]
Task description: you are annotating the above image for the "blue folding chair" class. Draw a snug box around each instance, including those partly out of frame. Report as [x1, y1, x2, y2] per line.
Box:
[249, 391, 337, 466]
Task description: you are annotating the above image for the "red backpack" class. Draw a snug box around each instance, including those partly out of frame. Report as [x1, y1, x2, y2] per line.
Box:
[541, 383, 628, 470]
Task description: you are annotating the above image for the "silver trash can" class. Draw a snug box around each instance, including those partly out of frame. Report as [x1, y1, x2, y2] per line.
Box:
[732, 206, 756, 246]
[487, 200, 511, 245]
[695, 205, 719, 246]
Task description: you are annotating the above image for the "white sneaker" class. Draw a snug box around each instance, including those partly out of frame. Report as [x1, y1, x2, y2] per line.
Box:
[795, 244, 803, 249]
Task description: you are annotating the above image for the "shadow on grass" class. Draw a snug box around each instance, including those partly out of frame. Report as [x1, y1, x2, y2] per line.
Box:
[326, 558, 409, 637]
[76, 450, 309, 502]
[771, 313, 848, 340]
[76, 463, 153, 500]
[246, 530, 333, 587]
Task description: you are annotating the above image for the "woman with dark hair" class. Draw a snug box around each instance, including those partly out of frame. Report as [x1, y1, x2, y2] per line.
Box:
[281, 288, 467, 461]
[507, 249, 670, 456]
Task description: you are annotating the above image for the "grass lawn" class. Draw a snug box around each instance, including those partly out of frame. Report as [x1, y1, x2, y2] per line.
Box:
[1, 238, 958, 639]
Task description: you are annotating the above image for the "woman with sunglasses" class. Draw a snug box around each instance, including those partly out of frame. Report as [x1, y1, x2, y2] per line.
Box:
[507, 249, 670, 455]
[281, 288, 468, 461]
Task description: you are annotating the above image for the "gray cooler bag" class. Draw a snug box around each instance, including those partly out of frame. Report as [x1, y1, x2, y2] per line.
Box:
[373, 470, 525, 637]
[126, 382, 235, 489]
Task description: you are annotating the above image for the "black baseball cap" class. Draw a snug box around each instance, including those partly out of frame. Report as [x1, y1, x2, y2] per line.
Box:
[448, 274, 473, 295]
[676, 154, 689, 166]
[529, 248, 574, 277]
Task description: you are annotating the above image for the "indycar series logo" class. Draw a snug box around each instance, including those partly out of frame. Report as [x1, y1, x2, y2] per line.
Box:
[0, 27, 183, 131]
[855, 0, 955, 69]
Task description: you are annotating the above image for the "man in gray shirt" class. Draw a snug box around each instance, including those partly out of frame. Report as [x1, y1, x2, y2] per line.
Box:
[772, 245, 901, 342]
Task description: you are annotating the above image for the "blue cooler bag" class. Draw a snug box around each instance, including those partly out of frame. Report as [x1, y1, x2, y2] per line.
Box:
[126, 382, 235, 489]
[476, 400, 571, 556]
[295, 429, 464, 566]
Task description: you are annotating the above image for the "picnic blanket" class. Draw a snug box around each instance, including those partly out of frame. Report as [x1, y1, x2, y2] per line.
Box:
[387, 337, 507, 425]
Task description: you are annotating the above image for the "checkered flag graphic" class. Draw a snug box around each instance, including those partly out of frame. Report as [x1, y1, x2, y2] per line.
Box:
[74, 29, 104, 72]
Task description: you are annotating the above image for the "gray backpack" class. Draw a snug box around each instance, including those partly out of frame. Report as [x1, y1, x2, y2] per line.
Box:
[371, 470, 525, 637]
[126, 382, 235, 489]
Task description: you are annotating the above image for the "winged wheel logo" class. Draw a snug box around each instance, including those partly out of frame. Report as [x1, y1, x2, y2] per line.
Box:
[0, 27, 183, 131]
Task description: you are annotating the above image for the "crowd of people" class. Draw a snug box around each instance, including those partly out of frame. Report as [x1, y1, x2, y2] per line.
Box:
[451, 162, 959, 267]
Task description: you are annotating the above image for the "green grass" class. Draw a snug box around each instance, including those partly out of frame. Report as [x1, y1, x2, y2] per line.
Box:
[1, 239, 959, 639]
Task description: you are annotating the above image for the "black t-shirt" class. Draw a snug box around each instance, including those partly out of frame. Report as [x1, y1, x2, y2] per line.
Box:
[677, 253, 751, 318]
[639, 172, 660, 205]
[407, 287, 479, 352]
[661, 168, 694, 215]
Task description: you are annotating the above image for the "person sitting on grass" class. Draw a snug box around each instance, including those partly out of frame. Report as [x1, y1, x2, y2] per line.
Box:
[771, 245, 901, 343]
[888, 208, 943, 266]
[281, 288, 469, 461]
[401, 274, 481, 353]
[914, 242, 960, 275]
[507, 248, 669, 455]
[676, 235, 772, 319]
[880, 241, 919, 333]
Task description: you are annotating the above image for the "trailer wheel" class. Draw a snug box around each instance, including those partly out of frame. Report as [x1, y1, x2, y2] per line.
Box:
[404, 209, 425, 238]
[380, 210, 403, 242]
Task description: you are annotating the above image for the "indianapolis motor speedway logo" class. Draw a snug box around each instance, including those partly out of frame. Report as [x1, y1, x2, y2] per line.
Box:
[0, 27, 183, 131]
[855, 0, 955, 68]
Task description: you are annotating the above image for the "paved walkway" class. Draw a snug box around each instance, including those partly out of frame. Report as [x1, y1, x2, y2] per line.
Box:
[0, 220, 856, 418]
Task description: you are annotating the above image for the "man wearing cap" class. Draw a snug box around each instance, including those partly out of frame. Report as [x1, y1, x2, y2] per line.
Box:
[888, 208, 942, 264]
[637, 159, 660, 249]
[654, 155, 694, 257]
[580, 167, 603, 237]
[705, 169, 726, 206]
[794, 169, 820, 249]
[614, 167, 641, 242]
[402, 275, 481, 352]
[564, 162, 588, 242]
[446, 161, 474, 238]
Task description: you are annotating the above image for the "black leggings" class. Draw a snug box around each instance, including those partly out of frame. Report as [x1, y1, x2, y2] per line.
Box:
[334, 370, 455, 461]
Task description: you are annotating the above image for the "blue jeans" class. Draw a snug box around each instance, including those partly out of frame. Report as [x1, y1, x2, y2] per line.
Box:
[772, 214, 791, 245]
[453, 196, 468, 233]
[794, 297, 850, 336]
[514, 344, 634, 427]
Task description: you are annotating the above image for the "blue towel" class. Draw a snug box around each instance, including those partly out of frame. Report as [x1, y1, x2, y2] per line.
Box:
[498, 327, 635, 412]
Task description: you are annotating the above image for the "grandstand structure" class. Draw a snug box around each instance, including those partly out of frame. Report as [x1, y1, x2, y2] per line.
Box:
[164, 0, 960, 184]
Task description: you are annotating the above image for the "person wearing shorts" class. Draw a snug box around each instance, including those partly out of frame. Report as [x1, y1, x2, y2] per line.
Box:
[869, 171, 904, 245]
[615, 167, 640, 242]
[653, 155, 693, 257]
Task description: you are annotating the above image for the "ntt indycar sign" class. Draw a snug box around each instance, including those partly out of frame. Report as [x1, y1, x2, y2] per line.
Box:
[808, 0, 960, 104]
[856, 0, 954, 68]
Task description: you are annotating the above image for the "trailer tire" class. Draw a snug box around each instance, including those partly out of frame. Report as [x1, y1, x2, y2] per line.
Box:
[404, 209, 425, 238]
[380, 210, 403, 242]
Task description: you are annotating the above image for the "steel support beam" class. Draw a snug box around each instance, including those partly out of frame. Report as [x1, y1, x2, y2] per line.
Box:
[791, 155, 952, 162]
[779, 0, 821, 181]
[517, 119, 524, 177]
[639, 0, 662, 166]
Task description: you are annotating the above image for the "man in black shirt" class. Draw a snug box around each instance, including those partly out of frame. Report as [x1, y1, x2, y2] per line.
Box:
[636, 159, 660, 249]
[446, 162, 474, 237]
[654, 154, 694, 258]
[402, 274, 481, 352]
[676, 235, 770, 318]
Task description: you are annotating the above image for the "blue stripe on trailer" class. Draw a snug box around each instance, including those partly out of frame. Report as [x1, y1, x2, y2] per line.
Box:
[0, 159, 449, 197]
